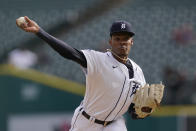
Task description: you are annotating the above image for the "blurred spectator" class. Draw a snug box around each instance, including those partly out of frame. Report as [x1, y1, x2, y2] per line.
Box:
[190, 75, 196, 104]
[163, 66, 186, 104]
[7, 48, 38, 69]
[53, 121, 71, 131]
[172, 24, 195, 45]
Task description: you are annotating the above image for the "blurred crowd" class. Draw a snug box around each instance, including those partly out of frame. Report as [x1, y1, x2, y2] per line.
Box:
[163, 66, 194, 104]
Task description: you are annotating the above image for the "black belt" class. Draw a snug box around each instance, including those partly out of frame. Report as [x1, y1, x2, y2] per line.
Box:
[82, 111, 113, 127]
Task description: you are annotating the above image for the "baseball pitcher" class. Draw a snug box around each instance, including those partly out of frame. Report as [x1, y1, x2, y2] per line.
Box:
[16, 16, 164, 131]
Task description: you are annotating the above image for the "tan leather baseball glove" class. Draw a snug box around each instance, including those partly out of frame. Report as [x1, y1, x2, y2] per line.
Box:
[132, 83, 165, 118]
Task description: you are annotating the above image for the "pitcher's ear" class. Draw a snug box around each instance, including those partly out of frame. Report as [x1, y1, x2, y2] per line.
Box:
[109, 39, 112, 46]
[131, 39, 134, 46]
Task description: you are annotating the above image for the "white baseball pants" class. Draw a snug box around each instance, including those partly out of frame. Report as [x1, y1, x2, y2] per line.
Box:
[69, 106, 127, 131]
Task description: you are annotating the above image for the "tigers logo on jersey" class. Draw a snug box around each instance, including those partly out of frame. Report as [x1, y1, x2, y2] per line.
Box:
[130, 82, 140, 97]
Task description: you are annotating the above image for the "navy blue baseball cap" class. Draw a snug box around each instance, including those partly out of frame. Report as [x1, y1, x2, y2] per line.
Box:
[110, 20, 135, 37]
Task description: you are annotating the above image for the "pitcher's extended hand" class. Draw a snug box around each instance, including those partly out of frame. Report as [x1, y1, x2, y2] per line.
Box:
[16, 16, 40, 33]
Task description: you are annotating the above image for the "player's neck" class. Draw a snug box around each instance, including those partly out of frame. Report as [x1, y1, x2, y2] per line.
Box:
[113, 54, 128, 64]
[107, 49, 128, 64]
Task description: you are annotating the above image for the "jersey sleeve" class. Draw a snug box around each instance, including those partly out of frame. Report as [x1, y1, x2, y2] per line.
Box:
[81, 49, 99, 75]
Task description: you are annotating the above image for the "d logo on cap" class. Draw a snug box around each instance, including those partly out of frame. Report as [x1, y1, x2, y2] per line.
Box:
[121, 24, 126, 29]
[110, 20, 135, 37]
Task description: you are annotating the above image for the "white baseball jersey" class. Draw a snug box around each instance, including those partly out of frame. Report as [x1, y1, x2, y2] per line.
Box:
[70, 50, 146, 131]
[81, 50, 146, 121]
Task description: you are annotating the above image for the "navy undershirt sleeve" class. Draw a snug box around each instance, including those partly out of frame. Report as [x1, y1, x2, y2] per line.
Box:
[36, 28, 87, 68]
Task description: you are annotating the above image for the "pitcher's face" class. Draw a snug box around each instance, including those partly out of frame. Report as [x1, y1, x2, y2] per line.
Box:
[109, 32, 133, 58]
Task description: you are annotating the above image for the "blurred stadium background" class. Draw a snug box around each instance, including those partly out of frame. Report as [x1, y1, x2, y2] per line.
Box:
[1, 0, 196, 130]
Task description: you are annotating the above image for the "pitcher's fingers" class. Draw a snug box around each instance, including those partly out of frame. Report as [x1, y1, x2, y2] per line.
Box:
[143, 85, 149, 100]
[24, 16, 32, 23]
[149, 84, 155, 97]
[24, 27, 36, 32]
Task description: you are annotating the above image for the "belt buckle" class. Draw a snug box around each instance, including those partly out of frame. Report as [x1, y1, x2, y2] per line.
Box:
[89, 116, 95, 123]
[104, 121, 108, 127]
